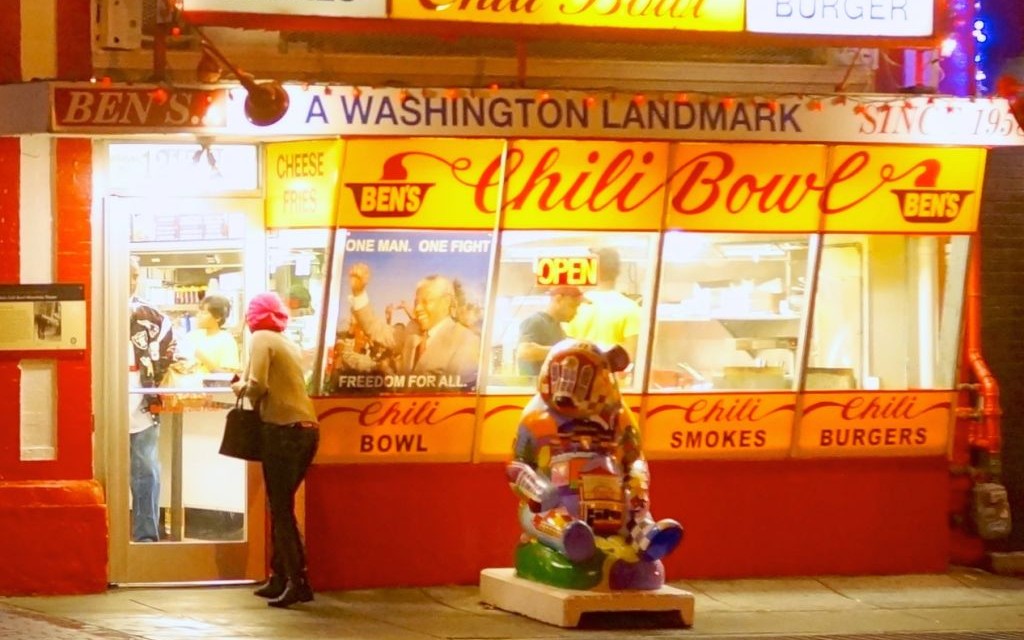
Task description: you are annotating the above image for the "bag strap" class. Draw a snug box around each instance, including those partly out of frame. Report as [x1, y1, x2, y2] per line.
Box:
[236, 359, 255, 411]
[236, 360, 265, 412]
[235, 384, 263, 411]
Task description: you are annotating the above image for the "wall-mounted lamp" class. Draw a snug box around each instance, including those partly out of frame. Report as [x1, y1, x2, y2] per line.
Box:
[163, 0, 288, 126]
[195, 35, 289, 127]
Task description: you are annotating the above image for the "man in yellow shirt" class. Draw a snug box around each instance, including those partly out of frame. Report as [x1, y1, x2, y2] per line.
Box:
[565, 247, 641, 364]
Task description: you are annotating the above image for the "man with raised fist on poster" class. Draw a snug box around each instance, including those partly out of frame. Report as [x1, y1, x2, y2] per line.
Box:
[348, 262, 480, 391]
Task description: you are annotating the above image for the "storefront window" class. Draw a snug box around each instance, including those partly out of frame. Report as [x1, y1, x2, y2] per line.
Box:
[808, 234, 969, 390]
[484, 230, 659, 393]
[320, 229, 493, 395]
[108, 143, 259, 194]
[266, 229, 330, 385]
[649, 231, 812, 392]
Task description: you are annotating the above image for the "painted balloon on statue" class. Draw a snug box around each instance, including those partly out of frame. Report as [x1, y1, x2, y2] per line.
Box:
[507, 338, 683, 590]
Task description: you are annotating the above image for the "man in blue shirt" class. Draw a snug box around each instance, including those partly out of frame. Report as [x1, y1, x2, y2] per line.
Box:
[516, 285, 589, 376]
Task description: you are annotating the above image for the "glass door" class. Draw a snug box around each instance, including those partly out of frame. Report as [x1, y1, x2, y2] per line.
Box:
[100, 195, 267, 584]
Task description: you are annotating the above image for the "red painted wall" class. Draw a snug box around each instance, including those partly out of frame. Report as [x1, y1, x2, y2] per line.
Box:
[0, 0, 92, 83]
[0, 138, 22, 466]
[54, 138, 94, 479]
[0, 481, 107, 594]
[0, 138, 107, 595]
[305, 457, 948, 589]
[0, 1, 20, 84]
[56, 0, 93, 81]
[1, 139, 95, 481]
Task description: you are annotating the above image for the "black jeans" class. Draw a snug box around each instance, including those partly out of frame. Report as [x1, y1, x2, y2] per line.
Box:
[261, 423, 320, 582]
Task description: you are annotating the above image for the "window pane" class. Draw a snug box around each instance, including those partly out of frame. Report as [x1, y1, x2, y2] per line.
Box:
[805, 238, 863, 391]
[809, 234, 968, 390]
[650, 232, 811, 392]
[266, 229, 330, 386]
[485, 231, 659, 393]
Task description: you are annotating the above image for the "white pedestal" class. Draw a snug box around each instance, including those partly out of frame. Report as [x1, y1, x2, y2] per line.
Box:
[479, 567, 695, 628]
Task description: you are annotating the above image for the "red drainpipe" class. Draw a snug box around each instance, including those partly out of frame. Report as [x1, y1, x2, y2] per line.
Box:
[959, 236, 1002, 466]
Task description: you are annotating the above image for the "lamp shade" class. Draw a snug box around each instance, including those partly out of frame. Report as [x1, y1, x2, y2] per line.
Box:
[244, 81, 289, 127]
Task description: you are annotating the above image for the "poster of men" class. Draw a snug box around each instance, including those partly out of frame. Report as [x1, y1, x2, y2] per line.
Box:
[327, 230, 492, 394]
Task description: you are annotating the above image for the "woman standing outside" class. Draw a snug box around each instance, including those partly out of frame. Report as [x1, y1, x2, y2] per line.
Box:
[232, 292, 320, 608]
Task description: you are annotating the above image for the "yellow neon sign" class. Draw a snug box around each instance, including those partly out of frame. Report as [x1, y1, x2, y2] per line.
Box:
[392, 0, 744, 31]
[265, 139, 342, 228]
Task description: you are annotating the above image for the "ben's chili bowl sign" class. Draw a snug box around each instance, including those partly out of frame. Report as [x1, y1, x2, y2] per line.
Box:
[822, 146, 983, 233]
[182, 0, 386, 18]
[474, 395, 645, 462]
[795, 391, 953, 458]
[313, 396, 477, 463]
[326, 139, 984, 234]
[337, 138, 506, 230]
[642, 393, 796, 460]
[53, 87, 229, 129]
[390, 0, 744, 31]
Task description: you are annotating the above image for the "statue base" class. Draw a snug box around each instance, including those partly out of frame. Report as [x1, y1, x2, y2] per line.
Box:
[479, 567, 695, 628]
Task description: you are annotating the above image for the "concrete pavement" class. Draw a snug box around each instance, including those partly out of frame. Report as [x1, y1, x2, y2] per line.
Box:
[3, 567, 1024, 639]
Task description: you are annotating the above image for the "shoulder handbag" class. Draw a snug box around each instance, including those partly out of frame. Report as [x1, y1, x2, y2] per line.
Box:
[220, 390, 265, 461]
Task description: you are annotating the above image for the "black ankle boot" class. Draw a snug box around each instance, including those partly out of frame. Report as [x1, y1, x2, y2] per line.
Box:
[268, 580, 314, 608]
[253, 575, 286, 599]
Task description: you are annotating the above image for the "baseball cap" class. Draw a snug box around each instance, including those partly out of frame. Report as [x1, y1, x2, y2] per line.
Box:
[548, 285, 591, 302]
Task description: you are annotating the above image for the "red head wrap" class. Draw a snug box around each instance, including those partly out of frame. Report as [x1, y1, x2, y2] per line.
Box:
[246, 292, 290, 333]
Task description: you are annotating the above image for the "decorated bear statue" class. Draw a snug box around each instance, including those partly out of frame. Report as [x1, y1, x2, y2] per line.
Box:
[507, 338, 683, 591]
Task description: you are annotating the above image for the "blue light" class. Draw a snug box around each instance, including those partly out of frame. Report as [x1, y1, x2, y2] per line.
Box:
[974, 0, 990, 94]
[941, 0, 975, 95]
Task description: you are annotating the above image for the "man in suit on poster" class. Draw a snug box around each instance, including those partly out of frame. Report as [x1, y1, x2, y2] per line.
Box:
[347, 262, 480, 390]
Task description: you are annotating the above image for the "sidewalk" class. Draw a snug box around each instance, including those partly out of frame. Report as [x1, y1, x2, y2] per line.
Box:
[3, 567, 1024, 640]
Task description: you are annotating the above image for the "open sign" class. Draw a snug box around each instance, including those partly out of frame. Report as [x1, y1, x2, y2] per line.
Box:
[534, 256, 598, 287]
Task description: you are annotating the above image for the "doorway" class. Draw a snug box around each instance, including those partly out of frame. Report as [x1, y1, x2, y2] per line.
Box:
[99, 195, 267, 584]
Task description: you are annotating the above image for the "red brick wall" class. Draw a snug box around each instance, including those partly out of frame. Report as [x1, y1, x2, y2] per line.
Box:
[0, 138, 21, 469]
[0, 137, 107, 595]
[54, 138, 94, 479]
[0, 139, 93, 481]
[0, 1, 103, 594]
[0, 1, 20, 84]
[0, 0, 93, 83]
[979, 146, 1024, 553]
[56, 0, 93, 81]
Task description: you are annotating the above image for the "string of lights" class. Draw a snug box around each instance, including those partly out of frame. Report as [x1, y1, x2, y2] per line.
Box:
[87, 75, 1010, 121]
[974, 1, 991, 95]
[941, 0, 974, 96]
[87, 0, 1015, 122]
